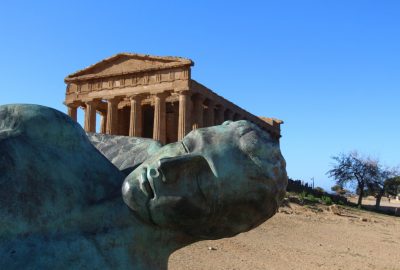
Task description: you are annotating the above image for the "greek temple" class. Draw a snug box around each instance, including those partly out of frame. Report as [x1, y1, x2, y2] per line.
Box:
[64, 53, 282, 144]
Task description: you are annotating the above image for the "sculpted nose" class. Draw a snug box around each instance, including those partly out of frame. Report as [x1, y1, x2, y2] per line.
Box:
[147, 167, 164, 182]
[148, 168, 159, 178]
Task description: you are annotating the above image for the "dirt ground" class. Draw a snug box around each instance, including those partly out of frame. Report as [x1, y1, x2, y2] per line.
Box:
[349, 195, 400, 208]
[169, 202, 400, 270]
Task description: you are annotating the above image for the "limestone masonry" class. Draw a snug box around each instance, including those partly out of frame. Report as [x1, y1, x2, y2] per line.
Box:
[64, 53, 282, 144]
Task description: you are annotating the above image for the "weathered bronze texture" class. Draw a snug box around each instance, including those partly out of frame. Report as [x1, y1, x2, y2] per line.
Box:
[0, 104, 287, 269]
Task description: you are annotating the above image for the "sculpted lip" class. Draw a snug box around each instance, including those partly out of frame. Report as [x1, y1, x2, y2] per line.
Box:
[139, 168, 155, 199]
[181, 141, 189, 153]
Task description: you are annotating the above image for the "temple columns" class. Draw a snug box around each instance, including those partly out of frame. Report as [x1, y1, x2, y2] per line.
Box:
[70, 91, 253, 140]
[215, 105, 225, 125]
[67, 105, 78, 122]
[192, 94, 205, 130]
[153, 93, 167, 144]
[106, 98, 119, 135]
[204, 100, 215, 126]
[100, 112, 107, 134]
[178, 91, 191, 140]
[84, 100, 97, 133]
[225, 109, 234, 121]
[129, 95, 143, 137]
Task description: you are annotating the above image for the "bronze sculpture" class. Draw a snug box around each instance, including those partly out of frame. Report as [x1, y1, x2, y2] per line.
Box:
[0, 104, 287, 269]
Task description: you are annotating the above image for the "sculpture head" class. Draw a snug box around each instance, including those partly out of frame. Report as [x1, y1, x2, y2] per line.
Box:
[122, 120, 287, 240]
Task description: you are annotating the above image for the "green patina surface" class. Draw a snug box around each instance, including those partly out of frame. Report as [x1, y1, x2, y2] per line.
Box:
[0, 104, 287, 270]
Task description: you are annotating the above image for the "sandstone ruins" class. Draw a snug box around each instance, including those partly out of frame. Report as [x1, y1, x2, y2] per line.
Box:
[64, 53, 282, 143]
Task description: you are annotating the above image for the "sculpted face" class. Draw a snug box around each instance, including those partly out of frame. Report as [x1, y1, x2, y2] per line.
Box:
[122, 120, 287, 239]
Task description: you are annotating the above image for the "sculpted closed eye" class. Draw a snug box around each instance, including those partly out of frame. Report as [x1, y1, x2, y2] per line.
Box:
[239, 127, 253, 137]
[181, 141, 189, 153]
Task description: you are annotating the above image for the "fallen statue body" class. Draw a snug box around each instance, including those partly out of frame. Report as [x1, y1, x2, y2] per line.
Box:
[0, 104, 287, 269]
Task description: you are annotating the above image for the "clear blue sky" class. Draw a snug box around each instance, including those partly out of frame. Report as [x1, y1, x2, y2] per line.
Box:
[1, 1, 399, 191]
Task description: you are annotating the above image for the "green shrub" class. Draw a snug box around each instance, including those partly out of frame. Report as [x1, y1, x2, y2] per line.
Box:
[306, 194, 319, 203]
[299, 191, 307, 201]
[321, 195, 332, 205]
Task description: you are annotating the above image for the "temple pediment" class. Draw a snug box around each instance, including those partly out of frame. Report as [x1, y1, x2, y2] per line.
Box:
[65, 53, 193, 82]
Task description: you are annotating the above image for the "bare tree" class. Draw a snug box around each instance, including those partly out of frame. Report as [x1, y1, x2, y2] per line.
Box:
[367, 168, 399, 209]
[385, 176, 400, 200]
[327, 151, 378, 208]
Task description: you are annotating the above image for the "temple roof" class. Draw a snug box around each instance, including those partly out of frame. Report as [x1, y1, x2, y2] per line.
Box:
[259, 116, 284, 125]
[65, 53, 194, 82]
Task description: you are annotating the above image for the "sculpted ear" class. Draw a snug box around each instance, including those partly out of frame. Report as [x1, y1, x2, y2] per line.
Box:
[158, 154, 213, 183]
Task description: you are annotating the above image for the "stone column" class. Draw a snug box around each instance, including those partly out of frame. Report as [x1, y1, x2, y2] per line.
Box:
[178, 91, 191, 140]
[192, 94, 205, 130]
[84, 100, 97, 133]
[153, 93, 167, 144]
[204, 100, 215, 127]
[106, 98, 119, 135]
[67, 105, 77, 122]
[225, 109, 234, 121]
[129, 95, 143, 137]
[100, 112, 107, 134]
[215, 105, 224, 125]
